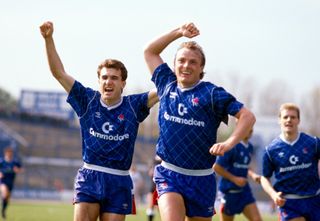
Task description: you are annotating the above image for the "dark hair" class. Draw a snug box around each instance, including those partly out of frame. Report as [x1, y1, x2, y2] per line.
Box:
[175, 41, 206, 79]
[97, 59, 128, 81]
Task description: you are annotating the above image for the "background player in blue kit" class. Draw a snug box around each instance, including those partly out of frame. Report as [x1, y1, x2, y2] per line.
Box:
[0, 146, 23, 219]
[261, 103, 320, 221]
[144, 22, 256, 221]
[145, 155, 161, 221]
[213, 127, 262, 221]
[40, 21, 158, 221]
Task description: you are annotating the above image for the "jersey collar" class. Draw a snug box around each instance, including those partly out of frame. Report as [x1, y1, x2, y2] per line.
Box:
[178, 81, 201, 92]
[280, 132, 301, 145]
[100, 96, 123, 110]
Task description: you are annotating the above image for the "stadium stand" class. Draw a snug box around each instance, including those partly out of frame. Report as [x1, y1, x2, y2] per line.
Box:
[0, 112, 157, 201]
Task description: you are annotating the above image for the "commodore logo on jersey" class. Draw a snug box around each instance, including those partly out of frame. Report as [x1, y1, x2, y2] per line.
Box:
[89, 121, 130, 141]
[289, 155, 299, 165]
[102, 122, 114, 134]
[244, 156, 249, 164]
[178, 103, 188, 116]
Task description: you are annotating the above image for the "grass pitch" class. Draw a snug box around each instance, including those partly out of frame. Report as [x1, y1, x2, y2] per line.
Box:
[8, 200, 277, 221]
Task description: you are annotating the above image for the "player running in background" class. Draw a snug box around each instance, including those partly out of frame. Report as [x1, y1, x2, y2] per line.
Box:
[0, 146, 23, 219]
[213, 127, 262, 221]
[144, 22, 256, 221]
[40, 21, 158, 221]
[129, 164, 144, 206]
[261, 103, 320, 221]
[146, 155, 161, 221]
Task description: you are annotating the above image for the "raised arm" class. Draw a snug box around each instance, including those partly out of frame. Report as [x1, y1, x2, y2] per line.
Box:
[143, 22, 200, 75]
[147, 88, 159, 108]
[39, 21, 75, 93]
[210, 107, 256, 156]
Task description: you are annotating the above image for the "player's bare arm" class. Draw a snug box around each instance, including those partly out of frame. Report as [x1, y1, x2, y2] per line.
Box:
[213, 163, 247, 187]
[210, 107, 255, 156]
[40, 21, 75, 93]
[147, 89, 159, 108]
[260, 176, 286, 207]
[144, 22, 200, 75]
[248, 169, 261, 184]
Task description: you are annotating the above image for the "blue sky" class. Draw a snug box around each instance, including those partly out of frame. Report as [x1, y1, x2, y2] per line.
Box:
[1, 0, 320, 100]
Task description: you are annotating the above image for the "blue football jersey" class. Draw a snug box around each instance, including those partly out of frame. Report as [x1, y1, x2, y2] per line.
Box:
[0, 158, 21, 182]
[67, 81, 150, 170]
[262, 132, 320, 196]
[152, 63, 243, 169]
[216, 141, 253, 193]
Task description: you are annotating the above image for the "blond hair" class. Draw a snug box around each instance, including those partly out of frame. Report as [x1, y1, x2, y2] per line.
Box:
[175, 41, 206, 79]
[279, 103, 300, 119]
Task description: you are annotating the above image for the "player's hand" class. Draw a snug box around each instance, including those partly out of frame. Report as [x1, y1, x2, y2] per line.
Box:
[233, 176, 247, 187]
[40, 21, 54, 38]
[252, 173, 261, 184]
[180, 22, 200, 38]
[209, 142, 232, 156]
[272, 191, 286, 207]
[13, 166, 21, 173]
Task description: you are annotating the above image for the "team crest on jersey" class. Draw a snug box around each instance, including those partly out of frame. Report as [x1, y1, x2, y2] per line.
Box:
[302, 147, 308, 154]
[278, 152, 284, 158]
[191, 96, 199, 106]
[118, 114, 125, 121]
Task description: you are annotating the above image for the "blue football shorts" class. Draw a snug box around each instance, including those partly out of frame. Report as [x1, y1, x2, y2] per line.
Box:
[0, 179, 14, 191]
[219, 189, 255, 216]
[73, 167, 134, 214]
[279, 194, 320, 221]
[154, 164, 216, 218]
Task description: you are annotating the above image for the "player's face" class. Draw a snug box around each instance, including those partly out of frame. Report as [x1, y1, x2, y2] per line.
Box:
[279, 109, 300, 135]
[98, 67, 126, 105]
[4, 149, 13, 160]
[174, 48, 204, 88]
